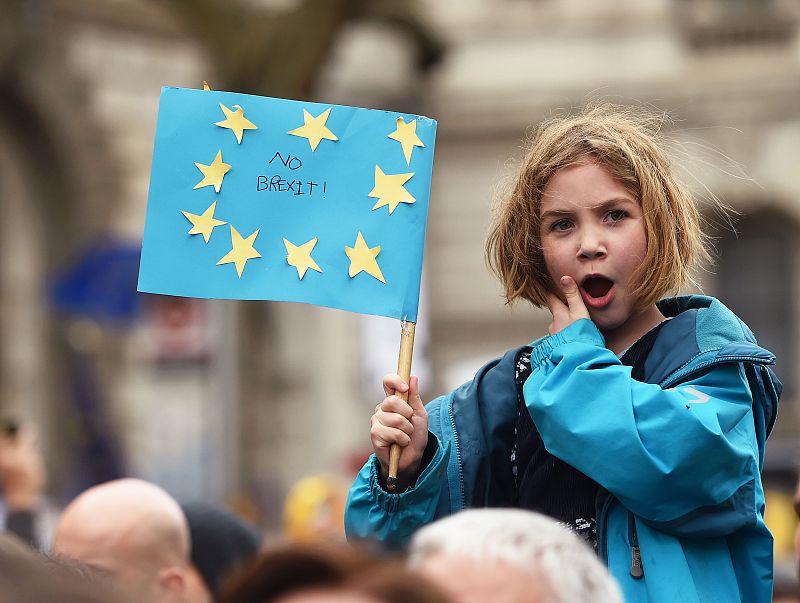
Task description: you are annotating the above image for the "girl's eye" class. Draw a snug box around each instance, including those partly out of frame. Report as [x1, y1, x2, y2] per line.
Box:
[605, 209, 627, 223]
[551, 219, 574, 232]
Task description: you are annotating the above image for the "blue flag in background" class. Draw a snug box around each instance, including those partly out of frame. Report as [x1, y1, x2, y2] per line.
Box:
[138, 87, 437, 322]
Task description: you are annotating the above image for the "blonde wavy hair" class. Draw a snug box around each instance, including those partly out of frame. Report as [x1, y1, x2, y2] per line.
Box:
[485, 104, 711, 310]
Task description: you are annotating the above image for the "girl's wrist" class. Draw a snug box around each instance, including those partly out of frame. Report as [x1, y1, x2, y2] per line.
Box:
[377, 457, 421, 493]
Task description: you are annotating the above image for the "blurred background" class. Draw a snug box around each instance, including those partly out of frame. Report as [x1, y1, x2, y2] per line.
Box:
[1, 0, 800, 564]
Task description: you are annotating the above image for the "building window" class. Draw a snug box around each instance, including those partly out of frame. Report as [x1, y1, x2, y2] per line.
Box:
[714, 210, 797, 396]
[676, 0, 797, 51]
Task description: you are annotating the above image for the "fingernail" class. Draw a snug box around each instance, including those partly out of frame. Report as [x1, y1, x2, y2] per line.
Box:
[560, 276, 570, 287]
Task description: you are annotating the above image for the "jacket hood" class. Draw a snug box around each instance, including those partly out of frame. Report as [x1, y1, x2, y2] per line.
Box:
[658, 295, 767, 353]
[652, 295, 775, 378]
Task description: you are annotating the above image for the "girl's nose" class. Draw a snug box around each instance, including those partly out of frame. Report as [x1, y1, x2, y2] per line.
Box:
[577, 232, 607, 260]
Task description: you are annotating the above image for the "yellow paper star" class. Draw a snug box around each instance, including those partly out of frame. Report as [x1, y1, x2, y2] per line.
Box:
[181, 201, 227, 243]
[215, 103, 258, 144]
[388, 117, 425, 165]
[217, 226, 262, 278]
[284, 237, 322, 280]
[203, 81, 211, 90]
[194, 150, 231, 193]
[345, 232, 385, 283]
[287, 108, 338, 152]
[368, 166, 415, 214]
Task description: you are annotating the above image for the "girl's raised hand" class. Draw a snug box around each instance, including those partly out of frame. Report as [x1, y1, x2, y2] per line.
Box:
[546, 276, 591, 335]
[371, 374, 428, 483]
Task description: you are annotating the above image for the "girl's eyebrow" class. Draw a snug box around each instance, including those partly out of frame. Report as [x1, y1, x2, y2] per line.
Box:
[540, 197, 637, 222]
[590, 197, 638, 211]
[539, 208, 574, 222]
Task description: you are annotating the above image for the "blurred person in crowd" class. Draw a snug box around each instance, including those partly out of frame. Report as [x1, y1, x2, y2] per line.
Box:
[221, 541, 452, 603]
[0, 419, 47, 548]
[0, 532, 44, 596]
[407, 508, 622, 603]
[794, 474, 800, 576]
[181, 501, 262, 602]
[774, 559, 800, 603]
[779, 474, 800, 602]
[1, 532, 126, 602]
[283, 475, 347, 542]
[53, 478, 193, 603]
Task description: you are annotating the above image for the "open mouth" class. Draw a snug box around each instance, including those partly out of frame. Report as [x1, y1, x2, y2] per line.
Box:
[581, 276, 614, 299]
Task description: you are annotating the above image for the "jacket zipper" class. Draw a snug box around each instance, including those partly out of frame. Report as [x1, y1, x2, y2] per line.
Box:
[594, 354, 769, 579]
[660, 354, 772, 390]
[446, 396, 466, 511]
[596, 488, 614, 564]
[628, 513, 644, 578]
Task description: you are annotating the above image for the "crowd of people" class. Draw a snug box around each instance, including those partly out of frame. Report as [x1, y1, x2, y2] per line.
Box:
[2, 431, 800, 602]
[0, 431, 622, 603]
[2, 105, 800, 602]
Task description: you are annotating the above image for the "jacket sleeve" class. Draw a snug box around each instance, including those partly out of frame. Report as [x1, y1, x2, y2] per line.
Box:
[525, 319, 759, 526]
[344, 433, 450, 549]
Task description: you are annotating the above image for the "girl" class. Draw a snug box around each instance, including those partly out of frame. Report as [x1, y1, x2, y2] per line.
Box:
[345, 105, 781, 603]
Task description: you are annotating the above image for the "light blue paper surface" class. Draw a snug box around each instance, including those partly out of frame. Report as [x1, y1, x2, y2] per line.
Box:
[138, 87, 437, 321]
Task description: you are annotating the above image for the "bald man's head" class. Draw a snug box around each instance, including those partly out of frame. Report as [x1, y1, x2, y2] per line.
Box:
[54, 479, 191, 603]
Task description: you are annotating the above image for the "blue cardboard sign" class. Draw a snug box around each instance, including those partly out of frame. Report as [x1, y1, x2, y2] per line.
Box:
[138, 87, 436, 321]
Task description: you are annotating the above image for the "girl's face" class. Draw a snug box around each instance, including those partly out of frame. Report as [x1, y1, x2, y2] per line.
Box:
[539, 161, 649, 334]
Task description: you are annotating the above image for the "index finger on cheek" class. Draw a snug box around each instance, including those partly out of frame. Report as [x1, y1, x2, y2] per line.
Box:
[559, 276, 590, 319]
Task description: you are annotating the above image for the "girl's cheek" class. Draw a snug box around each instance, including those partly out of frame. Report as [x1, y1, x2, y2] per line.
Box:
[542, 248, 564, 275]
[541, 256, 557, 281]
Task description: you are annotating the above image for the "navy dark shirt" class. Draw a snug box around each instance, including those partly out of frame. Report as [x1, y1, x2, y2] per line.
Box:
[512, 321, 667, 549]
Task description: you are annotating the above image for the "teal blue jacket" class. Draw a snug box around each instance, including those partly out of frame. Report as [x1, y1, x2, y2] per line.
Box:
[345, 296, 781, 602]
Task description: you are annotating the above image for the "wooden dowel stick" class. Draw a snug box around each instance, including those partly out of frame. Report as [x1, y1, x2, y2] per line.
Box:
[386, 320, 416, 491]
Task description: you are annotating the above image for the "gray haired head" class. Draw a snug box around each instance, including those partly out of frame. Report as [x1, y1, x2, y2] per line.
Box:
[408, 508, 622, 603]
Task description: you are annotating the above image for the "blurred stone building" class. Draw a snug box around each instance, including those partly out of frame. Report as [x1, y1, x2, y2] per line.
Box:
[1, 0, 799, 545]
